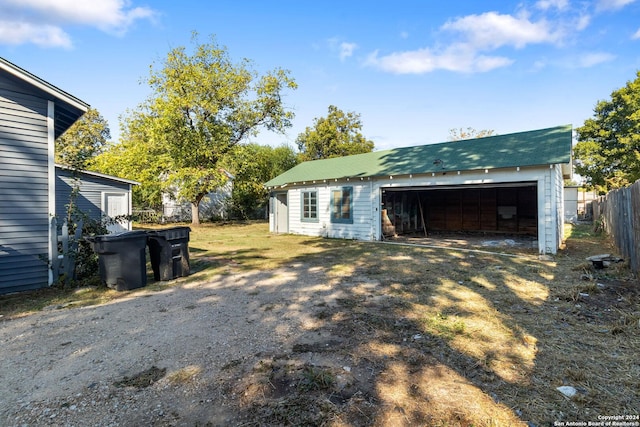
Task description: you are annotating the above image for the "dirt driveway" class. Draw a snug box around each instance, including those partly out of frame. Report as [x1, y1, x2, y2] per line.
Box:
[1, 227, 638, 426]
[1, 262, 333, 426]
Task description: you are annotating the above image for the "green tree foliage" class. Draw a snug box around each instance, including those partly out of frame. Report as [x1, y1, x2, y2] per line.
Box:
[91, 111, 169, 210]
[113, 33, 297, 224]
[574, 71, 640, 193]
[55, 107, 110, 170]
[447, 127, 496, 141]
[223, 143, 298, 219]
[296, 105, 374, 161]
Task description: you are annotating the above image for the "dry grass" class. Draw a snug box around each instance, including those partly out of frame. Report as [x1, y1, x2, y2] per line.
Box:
[221, 222, 639, 426]
[166, 365, 202, 386]
[1, 221, 638, 426]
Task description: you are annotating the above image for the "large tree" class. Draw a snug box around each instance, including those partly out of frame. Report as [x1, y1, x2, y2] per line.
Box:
[223, 143, 298, 219]
[55, 107, 110, 170]
[296, 105, 374, 161]
[91, 111, 169, 210]
[574, 71, 640, 193]
[123, 33, 297, 224]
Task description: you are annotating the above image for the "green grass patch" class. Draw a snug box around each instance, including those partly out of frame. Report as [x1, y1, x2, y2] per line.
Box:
[423, 312, 467, 339]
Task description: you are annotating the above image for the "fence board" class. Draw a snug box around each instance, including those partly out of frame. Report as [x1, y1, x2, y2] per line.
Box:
[592, 179, 640, 275]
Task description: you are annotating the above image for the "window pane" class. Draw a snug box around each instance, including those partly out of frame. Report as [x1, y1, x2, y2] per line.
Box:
[303, 191, 317, 220]
[331, 188, 352, 222]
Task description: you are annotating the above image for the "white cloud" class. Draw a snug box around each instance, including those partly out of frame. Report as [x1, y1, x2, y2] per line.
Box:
[577, 52, 616, 67]
[536, 0, 569, 11]
[327, 38, 358, 61]
[339, 42, 358, 61]
[633, 28, 640, 39]
[366, 11, 565, 74]
[575, 14, 591, 31]
[0, 0, 156, 47]
[0, 20, 71, 48]
[441, 11, 563, 49]
[365, 43, 513, 74]
[595, 0, 637, 11]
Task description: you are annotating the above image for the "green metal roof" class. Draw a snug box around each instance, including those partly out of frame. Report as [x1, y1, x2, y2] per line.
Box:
[265, 125, 573, 188]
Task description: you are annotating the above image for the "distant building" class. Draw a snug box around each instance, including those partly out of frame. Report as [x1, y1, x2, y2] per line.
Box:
[162, 170, 234, 222]
[564, 186, 598, 222]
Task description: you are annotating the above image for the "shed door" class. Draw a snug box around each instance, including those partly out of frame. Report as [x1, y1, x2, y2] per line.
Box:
[274, 193, 288, 233]
[103, 192, 129, 233]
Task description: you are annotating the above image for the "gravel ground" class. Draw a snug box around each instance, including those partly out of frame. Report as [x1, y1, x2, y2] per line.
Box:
[0, 264, 325, 426]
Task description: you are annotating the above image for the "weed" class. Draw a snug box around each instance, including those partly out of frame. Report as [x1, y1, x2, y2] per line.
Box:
[611, 311, 640, 334]
[167, 366, 201, 385]
[298, 366, 335, 391]
[423, 312, 466, 339]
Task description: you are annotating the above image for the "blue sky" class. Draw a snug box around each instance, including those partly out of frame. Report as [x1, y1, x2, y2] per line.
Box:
[1, 0, 639, 150]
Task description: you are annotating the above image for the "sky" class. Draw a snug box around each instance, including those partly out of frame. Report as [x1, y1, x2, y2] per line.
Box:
[0, 0, 639, 151]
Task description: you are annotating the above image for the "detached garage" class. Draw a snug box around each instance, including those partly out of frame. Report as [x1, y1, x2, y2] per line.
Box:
[265, 125, 573, 254]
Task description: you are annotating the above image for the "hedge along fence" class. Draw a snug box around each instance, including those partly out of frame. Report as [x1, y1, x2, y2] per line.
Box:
[592, 180, 640, 275]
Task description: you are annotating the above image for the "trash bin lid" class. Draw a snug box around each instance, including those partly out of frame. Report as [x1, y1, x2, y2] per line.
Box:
[146, 226, 191, 240]
[88, 230, 148, 242]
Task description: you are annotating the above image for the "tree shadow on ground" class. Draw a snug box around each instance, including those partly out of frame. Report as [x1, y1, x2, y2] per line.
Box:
[219, 233, 638, 426]
[2, 225, 637, 426]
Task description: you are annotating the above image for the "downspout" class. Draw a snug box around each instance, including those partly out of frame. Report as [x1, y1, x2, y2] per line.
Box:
[128, 184, 134, 231]
[47, 100, 55, 286]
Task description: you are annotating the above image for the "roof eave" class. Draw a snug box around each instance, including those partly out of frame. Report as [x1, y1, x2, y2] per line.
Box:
[0, 57, 89, 112]
[55, 164, 140, 185]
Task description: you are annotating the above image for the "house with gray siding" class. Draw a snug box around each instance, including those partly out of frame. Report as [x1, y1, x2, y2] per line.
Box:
[265, 125, 573, 255]
[56, 165, 138, 233]
[0, 57, 89, 294]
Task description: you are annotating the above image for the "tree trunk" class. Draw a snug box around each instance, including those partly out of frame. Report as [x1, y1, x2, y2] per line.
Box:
[191, 193, 206, 225]
[191, 201, 200, 225]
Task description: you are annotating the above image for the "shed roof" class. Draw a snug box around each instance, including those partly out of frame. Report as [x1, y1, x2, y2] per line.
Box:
[0, 57, 89, 138]
[265, 125, 573, 188]
[55, 164, 140, 185]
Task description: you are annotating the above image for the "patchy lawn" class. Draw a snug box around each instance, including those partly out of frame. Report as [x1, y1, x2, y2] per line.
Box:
[1, 221, 638, 426]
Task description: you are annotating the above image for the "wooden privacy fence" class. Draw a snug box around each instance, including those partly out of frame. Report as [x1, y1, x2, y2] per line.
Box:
[592, 180, 640, 275]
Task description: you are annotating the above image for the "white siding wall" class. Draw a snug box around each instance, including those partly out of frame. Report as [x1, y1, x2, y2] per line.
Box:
[537, 165, 564, 254]
[554, 164, 565, 249]
[272, 164, 565, 254]
[287, 182, 373, 240]
[541, 171, 553, 253]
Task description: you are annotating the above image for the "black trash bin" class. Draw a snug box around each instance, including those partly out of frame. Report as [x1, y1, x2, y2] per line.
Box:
[146, 227, 191, 281]
[87, 230, 148, 291]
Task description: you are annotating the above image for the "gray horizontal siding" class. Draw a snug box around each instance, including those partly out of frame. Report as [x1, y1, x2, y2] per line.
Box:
[0, 73, 50, 294]
[56, 169, 130, 223]
[0, 97, 47, 118]
[0, 192, 48, 204]
[0, 168, 49, 180]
